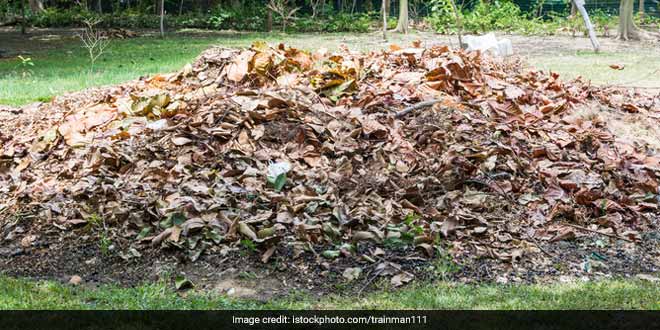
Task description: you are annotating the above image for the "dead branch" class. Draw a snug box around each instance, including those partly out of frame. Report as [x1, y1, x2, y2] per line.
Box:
[395, 99, 444, 118]
[565, 223, 633, 242]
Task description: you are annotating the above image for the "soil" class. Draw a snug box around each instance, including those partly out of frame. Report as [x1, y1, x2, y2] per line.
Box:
[1, 219, 658, 299]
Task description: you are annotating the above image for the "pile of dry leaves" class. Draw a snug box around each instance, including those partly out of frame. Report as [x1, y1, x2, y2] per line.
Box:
[1, 41, 659, 284]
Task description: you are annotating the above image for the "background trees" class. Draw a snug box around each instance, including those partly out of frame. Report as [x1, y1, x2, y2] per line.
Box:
[0, 0, 658, 41]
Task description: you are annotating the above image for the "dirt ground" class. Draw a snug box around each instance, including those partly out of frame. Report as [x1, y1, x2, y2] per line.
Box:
[1, 220, 658, 300]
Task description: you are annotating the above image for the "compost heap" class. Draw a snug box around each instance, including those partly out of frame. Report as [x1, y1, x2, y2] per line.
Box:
[1, 42, 659, 282]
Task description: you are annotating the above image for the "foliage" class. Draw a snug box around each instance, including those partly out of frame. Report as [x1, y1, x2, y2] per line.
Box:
[15, 55, 34, 78]
[22, 0, 658, 35]
[25, 6, 376, 33]
[462, 0, 525, 33]
[426, 0, 625, 36]
[294, 12, 373, 32]
[637, 12, 660, 26]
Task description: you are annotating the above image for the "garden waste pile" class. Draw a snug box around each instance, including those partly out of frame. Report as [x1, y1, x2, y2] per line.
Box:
[1, 42, 659, 285]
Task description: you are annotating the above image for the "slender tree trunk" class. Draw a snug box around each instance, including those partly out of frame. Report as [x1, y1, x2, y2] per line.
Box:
[395, 0, 409, 33]
[29, 0, 44, 13]
[382, 0, 387, 41]
[97, 0, 102, 13]
[448, 0, 463, 48]
[20, 0, 27, 35]
[159, 0, 165, 37]
[266, 9, 273, 32]
[179, 0, 185, 15]
[311, 0, 318, 18]
[570, 2, 577, 16]
[639, 0, 645, 20]
[618, 0, 642, 40]
[572, 0, 600, 51]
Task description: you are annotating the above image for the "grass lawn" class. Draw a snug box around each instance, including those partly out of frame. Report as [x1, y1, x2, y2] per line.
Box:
[1, 275, 658, 310]
[1, 30, 659, 107]
[0, 31, 419, 106]
[529, 49, 660, 89]
[0, 33, 253, 106]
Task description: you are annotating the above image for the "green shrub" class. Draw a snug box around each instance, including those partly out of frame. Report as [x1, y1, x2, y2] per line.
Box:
[324, 12, 373, 32]
[30, 8, 91, 27]
[463, 0, 524, 33]
[426, 0, 458, 34]
[425, 0, 620, 36]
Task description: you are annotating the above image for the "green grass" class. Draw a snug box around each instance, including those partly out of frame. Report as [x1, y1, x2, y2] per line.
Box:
[527, 49, 660, 89]
[0, 31, 416, 106]
[1, 275, 658, 310]
[2, 31, 659, 107]
[0, 33, 254, 106]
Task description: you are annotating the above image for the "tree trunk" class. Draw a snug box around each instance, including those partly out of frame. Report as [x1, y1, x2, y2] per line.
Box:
[97, 0, 102, 13]
[29, 0, 44, 13]
[159, 0, 165, 37]
[448, 0, 463, 49]
[382, 0, 387, 41]
[572, 0, 600, 51]
[639, 0, 645, 20]
[266, 9, 273, 32]
[618, 0, 641, 40]
[570, 2, 576, 16]
[21, 0, 27, 35]
[395, 0, 409, 33]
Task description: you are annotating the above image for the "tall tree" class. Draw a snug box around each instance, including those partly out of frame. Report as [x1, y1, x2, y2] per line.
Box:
[572, 0, 600, 52]
[20, 0, 27, 34]
[266, 5, 273, 31]
[618, 0, 644, 40]
[639, 0, 645, 20]
[159, 0, 165, 37]
[29, 0, 44, 13]
[381, 0, 387, 40]
[395, 0, 409, 33]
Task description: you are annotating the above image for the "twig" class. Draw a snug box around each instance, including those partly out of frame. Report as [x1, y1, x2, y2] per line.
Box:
[565, 223, 633, 242]
[448, 0, 464, 48]
[394, 99, 444, 118]
[357, 269, 380, 297]
[605, 85, 660, 90]
[525, 234, 554, 258]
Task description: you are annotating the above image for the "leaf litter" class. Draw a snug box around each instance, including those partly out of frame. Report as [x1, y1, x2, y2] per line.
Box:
[1, 42, 659, 290]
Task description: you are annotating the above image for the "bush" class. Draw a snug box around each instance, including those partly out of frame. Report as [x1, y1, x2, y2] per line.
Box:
[30, 8, 91, 27]
[425, 0, 620, 36]
[428, 0, 551, 35]
[323, 12, 373, 32]
[27, 6, 378, 33]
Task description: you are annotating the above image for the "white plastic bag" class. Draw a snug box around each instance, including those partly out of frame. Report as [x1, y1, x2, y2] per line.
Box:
[463, 33, 513, 57]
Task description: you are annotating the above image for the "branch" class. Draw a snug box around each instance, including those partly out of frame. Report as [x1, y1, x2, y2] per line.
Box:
[394, 99, 444, 118]
[565, 223, 633, 242]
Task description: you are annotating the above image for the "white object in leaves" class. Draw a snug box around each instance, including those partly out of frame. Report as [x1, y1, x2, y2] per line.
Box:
[463, 33, 513, 57]
[146, 119, 169, 131]
[267, 162, 291, 181]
